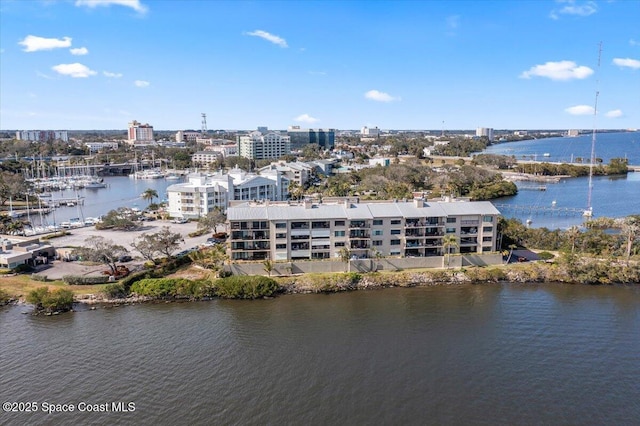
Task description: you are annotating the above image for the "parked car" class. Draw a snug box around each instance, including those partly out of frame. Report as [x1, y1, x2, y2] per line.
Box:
[118, 255, 132, 262]
[172, 218, 188, 224]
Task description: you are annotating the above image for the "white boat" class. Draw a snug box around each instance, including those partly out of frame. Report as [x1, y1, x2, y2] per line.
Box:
[165, 174, 181, 180]
[543, 153, 551, 157]
[132, 169, 164, 179]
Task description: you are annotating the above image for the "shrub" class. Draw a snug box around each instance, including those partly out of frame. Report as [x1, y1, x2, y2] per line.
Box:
[62, 275, 110, 285]
[0, 288, 13, 304]
[130, 278, 212, 298]
[537, 251, 555, 261]
[26, 287, 74, 313]
[0, 268, 14, 275]
[31, 273, 49, 282]
[103, 283, 127, 299]
[12, 264, 33, 273]
[213, 275, 280, 299]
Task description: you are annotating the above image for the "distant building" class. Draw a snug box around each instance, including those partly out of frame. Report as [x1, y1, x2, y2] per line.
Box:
[128, 120, 154, 144]
[369, 157, 391, 167]
[257, 126, 269, 133]
[238, 131, 290, 160]
[16, 130, 68, 143]
[476, 127, 494, 142]
[259, 161, 315, 186]
[361, 126, 380, 137]
[85, 141, 119, 153]
[567, 129, 580, 137]
[0, 236, 55, 269]
[175, 131, 201, 142]
[166, 167, 289, 218]
[513, 131, 528, 136]
[287, 126, 335, 150]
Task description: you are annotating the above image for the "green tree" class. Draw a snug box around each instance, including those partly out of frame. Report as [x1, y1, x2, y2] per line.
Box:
[189, 244, 228, 274]
[621, 215, 640, 262]
[74, 236, 129, 275]
[96, 207, 139, 231]
[141, 188, 159, 206]
[339, 247, 352, 272]
[263, 258, 274, 276]
[26, 287, 74, 313]
[442, 234, 459, 268]
[197, 209, 226, 233]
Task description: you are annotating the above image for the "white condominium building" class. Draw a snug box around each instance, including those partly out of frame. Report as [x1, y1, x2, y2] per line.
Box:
[226, 198, 500, 261]
[167, 167, 289, 218]
[238, 131, 291, 160]
[16, 130, 68, 142]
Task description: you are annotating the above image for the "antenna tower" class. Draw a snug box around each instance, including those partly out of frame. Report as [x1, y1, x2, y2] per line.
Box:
[585, 42, 602, 218]
[201, 113, 207, 135]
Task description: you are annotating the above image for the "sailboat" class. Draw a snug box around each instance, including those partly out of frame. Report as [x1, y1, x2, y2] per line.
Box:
[583, 43, 602, 219]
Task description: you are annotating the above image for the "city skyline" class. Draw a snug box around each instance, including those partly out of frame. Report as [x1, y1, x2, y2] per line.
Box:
[1, 0, 639, 131]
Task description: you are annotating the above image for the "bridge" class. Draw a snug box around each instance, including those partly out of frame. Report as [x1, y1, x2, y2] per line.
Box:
[493, 203, 586, 217]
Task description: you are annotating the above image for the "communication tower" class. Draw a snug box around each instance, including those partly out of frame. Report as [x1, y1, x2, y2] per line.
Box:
[201, 113, 207, 135]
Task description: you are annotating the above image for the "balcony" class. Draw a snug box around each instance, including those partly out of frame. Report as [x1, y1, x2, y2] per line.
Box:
[349, 229, 370, 239]
[349, 221, 369, 229]
[350, 241, 370, 249]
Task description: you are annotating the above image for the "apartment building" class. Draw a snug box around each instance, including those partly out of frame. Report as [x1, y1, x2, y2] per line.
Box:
[226, 198, 500, 261]
[128, 120, 154, 144]
[287, 127, 335, 150]
[16, 130, 68, 142]
[167, 167, 289, 218]
[238, 131, 291, 160]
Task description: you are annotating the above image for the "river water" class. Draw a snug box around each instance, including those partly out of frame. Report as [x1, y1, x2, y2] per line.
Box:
[483, 132, 640, 228]
[1, 284, 639, 425]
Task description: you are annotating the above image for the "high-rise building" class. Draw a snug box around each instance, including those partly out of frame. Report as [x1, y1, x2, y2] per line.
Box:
[476, 127, 494, 142]
[128, 120, 154, 144]
[361, 126, 380, 137]
[287, 126, 335, 150]
[238, 131, 291, 160]
[15, 130, 68, 142]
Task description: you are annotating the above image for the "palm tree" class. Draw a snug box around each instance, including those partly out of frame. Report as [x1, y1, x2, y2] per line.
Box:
[339, 247, 352, 272]
[566, 226, 581, 254]
[506, 244, 517, 263]
[621, 216, 640, 263]
[442, 234, 459, 268]
[263, 258, 274, 277]
[141, 188, 158, 206]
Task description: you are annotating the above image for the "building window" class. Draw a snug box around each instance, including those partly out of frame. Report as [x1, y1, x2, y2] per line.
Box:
[391, 229, 401, 235]
[373, 219, 383, 226]
[275, 222, 287, 229]
[334, 231, 345, 237]
[373, 240, 383, 246]
[334, 241, 345, 247]
[483, 216, 493, 223]
[483, 226, 493, 233]
[390, 219, 401, 225]
[446, 227, 456, 234]
[276, 233, 287, 239]
[482, 236, 492, 242]
[334, 220, 345, 227]
[373, 230, 383, 236]
[447, 217, 457, 223]
[276, 244, 287, 249]
[390, 239, 401, 246]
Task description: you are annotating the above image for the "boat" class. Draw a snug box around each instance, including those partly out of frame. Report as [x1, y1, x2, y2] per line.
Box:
[543, 153, 551, 157]
[165, 174, 181, 180]
[131, 169, 164, 179]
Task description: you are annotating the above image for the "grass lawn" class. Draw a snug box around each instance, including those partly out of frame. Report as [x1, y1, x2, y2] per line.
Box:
[0, 274, 109, 300]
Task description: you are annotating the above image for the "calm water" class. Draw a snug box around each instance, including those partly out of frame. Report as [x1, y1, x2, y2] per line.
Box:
[1, 284, 639, 425]
[37, 133, 640, 228]
[483, 132, 640, 228]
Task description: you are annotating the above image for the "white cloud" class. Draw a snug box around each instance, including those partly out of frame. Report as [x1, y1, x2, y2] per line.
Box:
[75, 0, 148, 14]
[134, 80, 150, 87]
[70, 47, 89, 55]
[612, 57, 640, 70]
[51, 63, 97, 78]
[550, 1, 597, 19]
[294, 114, 319, 124]
[565, 105, 594, 115]
[364, 90, 400, 102]
[103, 71, 123, 78]
[19, 35, 72, 52]
[520, 60, 593, 81]
[605, 109, 623, 118]
[245, 30, 288, 48]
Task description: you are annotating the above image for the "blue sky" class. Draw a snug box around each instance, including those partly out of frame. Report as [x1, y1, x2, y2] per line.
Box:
[1, 0, 638, 131]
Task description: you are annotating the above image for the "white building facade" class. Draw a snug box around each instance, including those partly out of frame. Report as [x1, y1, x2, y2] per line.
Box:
[226, 198, 500, 261]
[167, 167, 289, 219]
[238, 131, 291, 160]
[476, 127, 494, 141]
[16, 130, 68, 142]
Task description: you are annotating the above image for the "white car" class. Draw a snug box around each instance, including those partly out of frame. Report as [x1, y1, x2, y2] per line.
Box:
[172, 218, 188, 224]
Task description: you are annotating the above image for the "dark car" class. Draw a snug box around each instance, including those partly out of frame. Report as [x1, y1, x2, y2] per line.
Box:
[119, 255, 132, 262]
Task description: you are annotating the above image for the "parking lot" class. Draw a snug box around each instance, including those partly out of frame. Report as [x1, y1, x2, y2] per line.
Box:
[41, 220, 219, 279]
